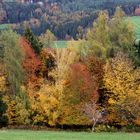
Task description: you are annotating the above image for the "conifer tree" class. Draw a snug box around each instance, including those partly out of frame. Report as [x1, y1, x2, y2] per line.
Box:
[24, 28, 43, 54]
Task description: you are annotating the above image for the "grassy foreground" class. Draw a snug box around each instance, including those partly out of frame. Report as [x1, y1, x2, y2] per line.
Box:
[0, 130, 140, 140]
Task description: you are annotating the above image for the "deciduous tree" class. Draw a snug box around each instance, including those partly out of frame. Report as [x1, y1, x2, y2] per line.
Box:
[0, 30, 25, 96]
[104, 52, 140, 125]
[39, 30, 56, 48]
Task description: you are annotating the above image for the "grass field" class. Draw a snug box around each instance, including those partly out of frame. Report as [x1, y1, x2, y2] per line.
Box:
[0, 24, 12, 30]
[0, 130, 140, 140]
[127, 16, 140, 38]
[53, 41, 68, 48]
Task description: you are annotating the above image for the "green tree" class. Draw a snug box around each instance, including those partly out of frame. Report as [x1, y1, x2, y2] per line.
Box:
[110, 7, 135, 56]
[39, 30, 56, 48]
[0, 30, 24, 96]
[24, 28, 43, 54]
[134, 39, 140, 65]
[87, 11, 112, 59]
[87, 7, 136, 61]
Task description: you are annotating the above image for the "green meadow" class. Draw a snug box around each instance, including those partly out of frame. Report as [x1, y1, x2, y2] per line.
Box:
[0, 130, 140, 140]
[0, 24, 12, 30]
[53, 41, 68, 48]
[127, 16, 140, 38]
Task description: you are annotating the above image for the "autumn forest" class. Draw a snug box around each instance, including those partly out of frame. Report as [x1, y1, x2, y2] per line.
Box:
[0, 1, 140, 132]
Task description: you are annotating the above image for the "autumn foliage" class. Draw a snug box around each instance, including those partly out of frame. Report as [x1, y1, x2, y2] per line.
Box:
[19, 37, 41, 82]
[0, 8, 140, 131]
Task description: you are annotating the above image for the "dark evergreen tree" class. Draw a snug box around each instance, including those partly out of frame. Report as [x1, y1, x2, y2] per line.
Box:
[0, 95, 8, 127]
[133, 39, 140, 66]
[24, 28, 43, 54]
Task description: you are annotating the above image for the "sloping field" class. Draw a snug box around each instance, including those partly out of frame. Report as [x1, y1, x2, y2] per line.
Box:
[127, 16, 140, 38]
[0, 24, 12, 30]
[0, 130, 140, 140]
[53, 41, 68, 48]
[53, 40, 78, 48]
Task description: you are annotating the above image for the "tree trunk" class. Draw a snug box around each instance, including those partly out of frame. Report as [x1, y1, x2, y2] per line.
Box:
[92, 121, 96, 132]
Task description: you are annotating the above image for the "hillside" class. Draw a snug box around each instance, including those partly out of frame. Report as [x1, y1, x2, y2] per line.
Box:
[54, 0, 140, 12]
[0, 0, 140, 39]
[0, 8, 140, 131]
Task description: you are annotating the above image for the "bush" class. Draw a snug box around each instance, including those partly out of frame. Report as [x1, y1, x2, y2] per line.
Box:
[95, 125, 118, 132]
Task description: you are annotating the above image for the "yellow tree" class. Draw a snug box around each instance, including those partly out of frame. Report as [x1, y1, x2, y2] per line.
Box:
[0, 63, 7, 94]
[37, 84, 62, 126]
[4, 96, 30, 125]
[35, 47, 79, 126]
[104, 52, 140, 126]
[39, 30, 56, 48]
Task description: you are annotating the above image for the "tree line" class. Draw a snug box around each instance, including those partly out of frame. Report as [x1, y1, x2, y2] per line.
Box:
[0, 0, 140, 39]
[0, 7, 140, 131]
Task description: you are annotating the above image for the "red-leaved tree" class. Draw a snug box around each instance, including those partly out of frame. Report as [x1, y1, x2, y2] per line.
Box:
[19, 37, 41, 83]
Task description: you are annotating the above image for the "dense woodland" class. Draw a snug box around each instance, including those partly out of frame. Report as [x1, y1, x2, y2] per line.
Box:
[0, 7, 140, 131]
[0, 0, 140, 39]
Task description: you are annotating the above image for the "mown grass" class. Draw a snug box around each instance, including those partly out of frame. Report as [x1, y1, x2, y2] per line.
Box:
[0, 130, 140, 140]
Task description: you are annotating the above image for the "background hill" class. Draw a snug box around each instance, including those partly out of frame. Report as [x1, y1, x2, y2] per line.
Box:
[0, 0, 140, 39]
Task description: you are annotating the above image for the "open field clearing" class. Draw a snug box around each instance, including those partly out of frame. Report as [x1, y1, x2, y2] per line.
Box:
[0, 130, 140, 140]
[53, 41, 68, 48]
[127, 16, 140, 38]
[0, 24, 12, 30]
